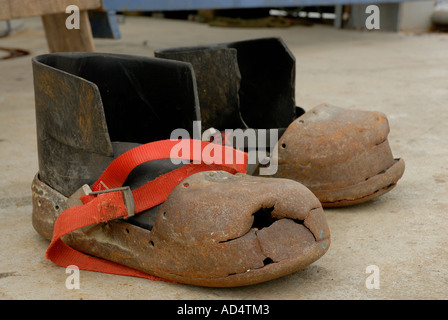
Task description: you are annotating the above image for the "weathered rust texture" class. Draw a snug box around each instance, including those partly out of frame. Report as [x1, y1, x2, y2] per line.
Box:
[271, 104, 405, 207]
[32, 171, 330, 287]
[31, 174, 67, 240]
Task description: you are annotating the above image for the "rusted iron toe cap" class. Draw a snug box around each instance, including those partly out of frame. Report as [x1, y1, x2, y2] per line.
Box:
[316, 158, 405, 207]
[273, 103, 405, 207]
[149, 171, 330, 286]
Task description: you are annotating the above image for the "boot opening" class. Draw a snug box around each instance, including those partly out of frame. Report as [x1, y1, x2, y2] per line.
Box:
[252, 206, 305, 230]
[252, 207, 277, 230]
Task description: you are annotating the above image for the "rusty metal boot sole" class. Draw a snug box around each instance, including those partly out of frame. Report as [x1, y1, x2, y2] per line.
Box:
[32, 170, 330, 287]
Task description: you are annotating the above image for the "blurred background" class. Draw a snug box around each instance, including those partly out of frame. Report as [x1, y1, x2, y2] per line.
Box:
[0, 0, 447, 300]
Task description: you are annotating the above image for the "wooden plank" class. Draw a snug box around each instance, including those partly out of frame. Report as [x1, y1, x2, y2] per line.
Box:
[0, 0, 12, 20]
[0, 0, 102, 20]
[42, 10, 95, 52]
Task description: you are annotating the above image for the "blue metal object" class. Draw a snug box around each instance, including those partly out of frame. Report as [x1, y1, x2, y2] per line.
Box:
[89, 10, 121, 39]
[102, 0, 421, 11]
[92, 0, 423, 38]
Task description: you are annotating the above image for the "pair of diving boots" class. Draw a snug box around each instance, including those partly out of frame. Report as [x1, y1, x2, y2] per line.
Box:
[31, 38, 405, 287]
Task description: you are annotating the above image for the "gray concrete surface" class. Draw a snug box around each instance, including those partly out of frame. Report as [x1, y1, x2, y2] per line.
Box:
[0, 16, 447, 300]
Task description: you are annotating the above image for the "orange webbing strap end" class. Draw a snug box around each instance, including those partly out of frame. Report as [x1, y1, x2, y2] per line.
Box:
[46, 191, 164, 281]
[45, 139, 247, 281]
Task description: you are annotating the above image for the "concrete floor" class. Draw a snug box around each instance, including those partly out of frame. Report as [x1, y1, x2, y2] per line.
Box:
[0, 16, 447, 300]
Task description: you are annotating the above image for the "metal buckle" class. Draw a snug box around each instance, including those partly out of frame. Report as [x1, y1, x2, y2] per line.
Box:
[66, 184, 135, 219]
[89, 186, 135, 219]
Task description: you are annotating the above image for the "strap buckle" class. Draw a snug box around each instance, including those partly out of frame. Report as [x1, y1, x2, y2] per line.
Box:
[66, 185, 135, 219]
[90, 187, 135, 219]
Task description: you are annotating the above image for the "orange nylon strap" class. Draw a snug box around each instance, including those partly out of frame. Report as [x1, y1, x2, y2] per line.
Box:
[46, 139, 247, 281]
[91, 139, 247, 192]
